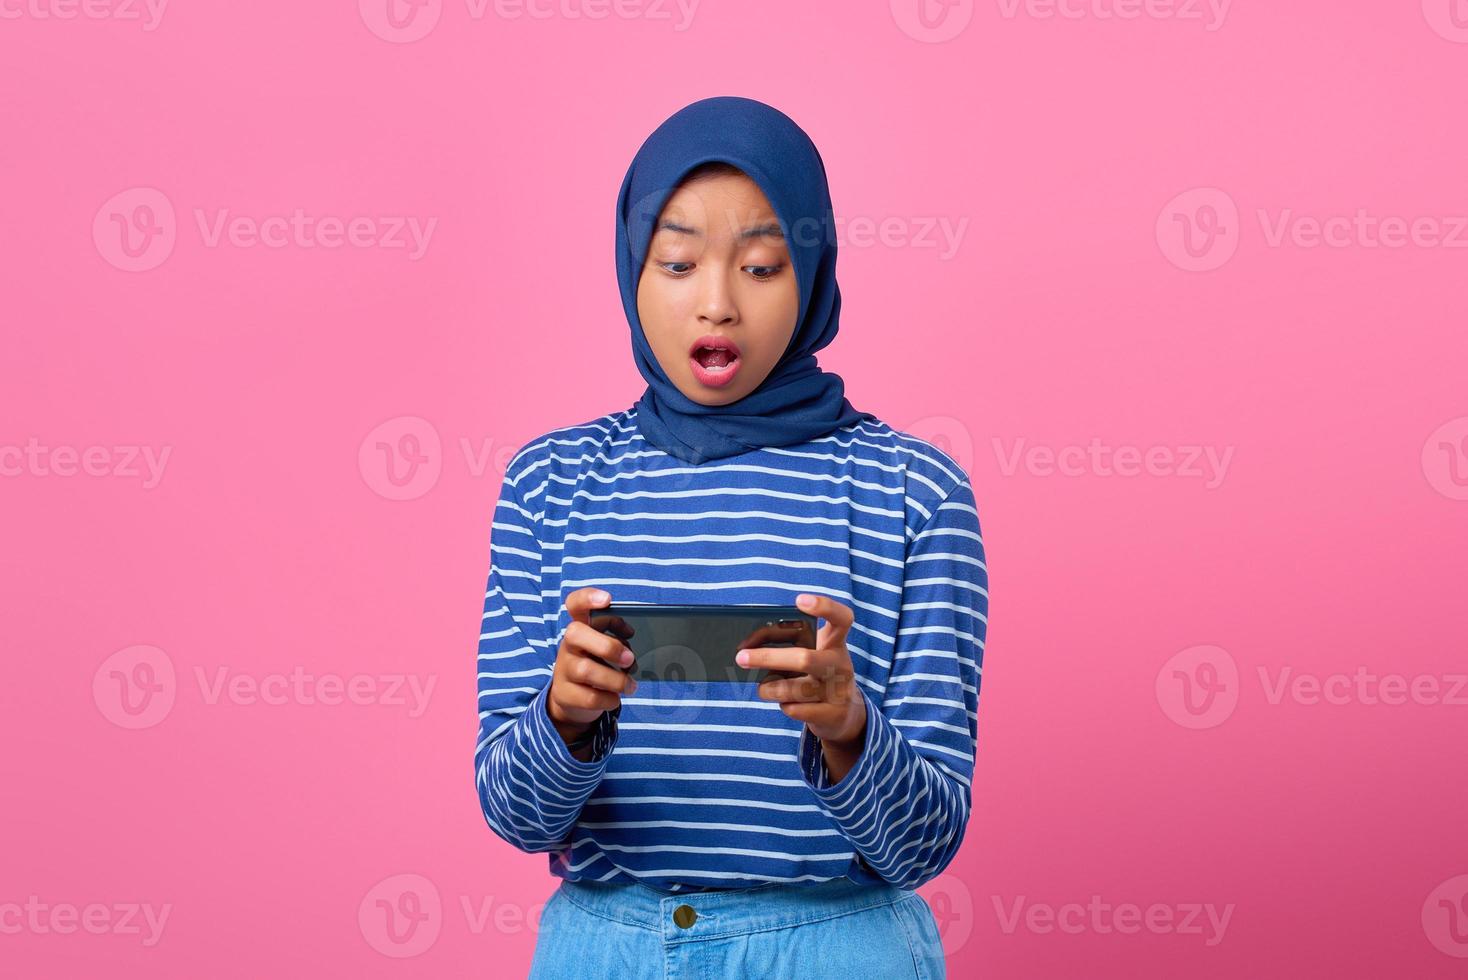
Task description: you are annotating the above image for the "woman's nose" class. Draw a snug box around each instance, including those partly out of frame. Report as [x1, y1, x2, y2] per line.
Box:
[696, 266, 738, 325]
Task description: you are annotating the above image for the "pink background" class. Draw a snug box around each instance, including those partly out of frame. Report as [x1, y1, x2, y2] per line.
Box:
[4, 1, 1467, 976]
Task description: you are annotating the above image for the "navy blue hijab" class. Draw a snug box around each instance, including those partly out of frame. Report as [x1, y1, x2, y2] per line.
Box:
[615, 96, 876, 465]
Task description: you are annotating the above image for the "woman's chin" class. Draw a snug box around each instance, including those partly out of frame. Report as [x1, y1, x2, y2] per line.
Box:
[682, 388, 738, 406]
[677, 380, 747, 406]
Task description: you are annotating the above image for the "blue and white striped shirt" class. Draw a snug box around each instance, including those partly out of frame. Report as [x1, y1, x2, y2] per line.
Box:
[474, 405, 988, 893]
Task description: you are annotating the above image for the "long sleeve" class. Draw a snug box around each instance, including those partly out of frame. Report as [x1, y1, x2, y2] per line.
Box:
[796, 478, 988, 890]
[474, 456, 620, 854]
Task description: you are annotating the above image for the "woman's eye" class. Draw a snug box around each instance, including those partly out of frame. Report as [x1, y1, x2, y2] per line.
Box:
[658, 262, 783, 280]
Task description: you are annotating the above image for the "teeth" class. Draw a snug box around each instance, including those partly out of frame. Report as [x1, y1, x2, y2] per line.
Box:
[695, 345, 737, 371]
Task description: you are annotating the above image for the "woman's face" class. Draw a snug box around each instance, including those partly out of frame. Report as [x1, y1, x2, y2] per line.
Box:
[637, 172, 799, 406]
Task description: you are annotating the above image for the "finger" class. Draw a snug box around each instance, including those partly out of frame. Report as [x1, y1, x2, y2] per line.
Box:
[567, 621, 635, 669]
[738, 621, 809, 651]
[775, 700, 836, 726]
[567, 654, 639, 695]
[796, 593, 853, 649]
[565, 586, 612, 626]
[739, 645, 822, 677]
[589, 613, 634, 645]
[555, 684, 623, 713]
[756, 675, 827, 703]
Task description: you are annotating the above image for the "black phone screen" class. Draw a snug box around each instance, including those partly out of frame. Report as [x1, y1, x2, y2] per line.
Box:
[589, 603, 818, 684]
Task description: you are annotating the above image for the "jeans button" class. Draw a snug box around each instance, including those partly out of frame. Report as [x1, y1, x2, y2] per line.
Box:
[672, 904, 698, 929]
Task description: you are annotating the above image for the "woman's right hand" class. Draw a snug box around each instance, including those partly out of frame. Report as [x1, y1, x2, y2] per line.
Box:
[547, 588, 638, 738]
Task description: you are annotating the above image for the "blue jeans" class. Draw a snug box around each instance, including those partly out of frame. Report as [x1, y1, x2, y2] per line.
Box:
[528, 876, 946, 979]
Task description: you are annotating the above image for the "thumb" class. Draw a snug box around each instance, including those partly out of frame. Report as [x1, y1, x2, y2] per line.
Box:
[566, 586, 612, 626]
[799, 593, 852, 648]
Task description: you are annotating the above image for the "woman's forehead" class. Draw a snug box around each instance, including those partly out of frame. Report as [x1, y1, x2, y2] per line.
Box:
[655, 179, 785, 244]
[665, 173, 775, 214]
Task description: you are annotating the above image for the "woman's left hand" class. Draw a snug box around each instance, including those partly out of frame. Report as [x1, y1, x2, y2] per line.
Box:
[736, 593, 867, 749]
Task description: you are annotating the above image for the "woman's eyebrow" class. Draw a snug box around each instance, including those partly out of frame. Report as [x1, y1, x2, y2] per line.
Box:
[738, 222, 784, 241]
[655, 219, 784, 241]
[656, 219, 701, 237]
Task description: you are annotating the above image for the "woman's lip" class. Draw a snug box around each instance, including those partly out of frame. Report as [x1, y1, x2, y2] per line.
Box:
[689, 335, 742, 359]
[689, 352, 741, 387]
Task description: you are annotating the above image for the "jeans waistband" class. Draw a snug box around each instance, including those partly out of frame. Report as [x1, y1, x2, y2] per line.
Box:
[555, 876, 909, 944]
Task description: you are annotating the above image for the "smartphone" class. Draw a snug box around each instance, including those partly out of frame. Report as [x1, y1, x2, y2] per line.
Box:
[589, 603, 818, 684]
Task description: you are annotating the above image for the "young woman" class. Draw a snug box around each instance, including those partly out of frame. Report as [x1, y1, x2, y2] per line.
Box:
[474, 95, 988, 979]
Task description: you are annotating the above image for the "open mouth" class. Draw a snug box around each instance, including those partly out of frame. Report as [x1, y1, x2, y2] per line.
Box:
[694, 347, 737, 369]
[689, 335, 742, 386]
